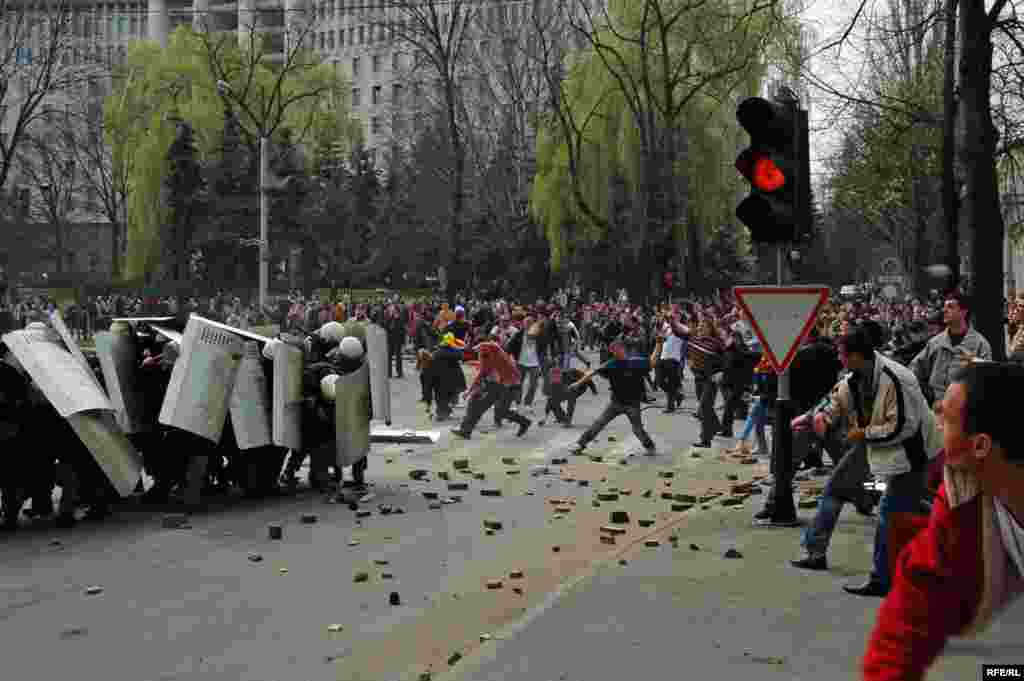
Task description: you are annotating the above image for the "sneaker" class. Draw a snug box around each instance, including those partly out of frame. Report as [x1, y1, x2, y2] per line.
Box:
[791, 554, 828, 571]
[753, 508, 773, 521]
[450, 429, 470, 440]
[516, 420, 532, 437]
[569, 443, 586, 455]
[644, 444, 657, 456]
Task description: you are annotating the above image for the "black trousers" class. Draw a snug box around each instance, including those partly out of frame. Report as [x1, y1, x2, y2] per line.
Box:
[656, 359, 681, 409]
[459, 382, 529, 435]
[388, 335, 405, 377]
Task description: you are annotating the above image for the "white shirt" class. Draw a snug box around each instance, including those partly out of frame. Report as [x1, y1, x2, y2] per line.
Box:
[993, 497, 1024, 578]
[519, 335, 540, 368]
[660, 330, 683, 361]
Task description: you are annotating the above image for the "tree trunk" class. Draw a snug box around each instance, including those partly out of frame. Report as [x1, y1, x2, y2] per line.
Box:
[110, 218, 121, 281]
[958, 1, 1005, 359]
[54, 220, 65, 274]
[942, 0, 959, 291]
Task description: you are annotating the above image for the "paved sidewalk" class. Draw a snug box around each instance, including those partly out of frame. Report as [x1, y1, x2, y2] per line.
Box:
[439, 503, 1024, 681]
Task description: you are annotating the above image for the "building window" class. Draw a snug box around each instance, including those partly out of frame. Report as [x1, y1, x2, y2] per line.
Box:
[319, 32, 325, 49]
[352, 87, 361, 106]
[392, 83, 402, 104]
[372, 54, 381, 72]
[352, 56, 360, 77]
[328, 31, 335, 49]
[392, 52, 401, 70]
[370, 116, 380, 135]
[348, 27, 354, 44]
[359, 25, 365, 44]
[339, 29, 344, 47]
[372, 85, 381, 105]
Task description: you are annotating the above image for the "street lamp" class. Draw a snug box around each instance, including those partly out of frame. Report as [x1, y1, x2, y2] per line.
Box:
[216, 79, 270, 314]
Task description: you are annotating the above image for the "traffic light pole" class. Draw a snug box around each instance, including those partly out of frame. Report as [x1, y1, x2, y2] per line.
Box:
[766, 242, 799, 526]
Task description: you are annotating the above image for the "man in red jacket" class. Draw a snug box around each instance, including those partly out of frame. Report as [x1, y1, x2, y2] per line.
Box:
[862, 361, 1024, 681]
[451, 340, 532, 439]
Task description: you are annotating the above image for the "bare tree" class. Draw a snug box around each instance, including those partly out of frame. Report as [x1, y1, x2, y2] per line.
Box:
[0, 0, 98, 191]
[14, 123, 81, 274]
[371, 0, 479, 294]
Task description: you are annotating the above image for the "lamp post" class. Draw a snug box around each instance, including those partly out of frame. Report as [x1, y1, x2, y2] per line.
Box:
[216, 80, 269, 313]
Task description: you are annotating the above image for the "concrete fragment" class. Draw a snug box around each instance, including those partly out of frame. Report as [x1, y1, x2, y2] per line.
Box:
[610, 510, 630, 524]
[422, 491, 439, 500]
[483, 519, 503, 530]
[724, 548, 743, 559]
[601, 525, 627, 535]
[409, 469, 429, 480]
[452, 459, 470, 470]
[644, 539, 660, 547]
[672, 503, 694, 512]
[550, 457, 568, 465]
[727, 474, 739, 481]
[389, 591, 401, 605]
[267, 523, 283, 540]
[428, 502, 443, 510]
[326, 624, 344, 633]
[600, 535, 616, 545]
[481, 488, 502, 497]
[248, 553, 264, 562]
[509, 569, 524, 579]
[438, 471, 451, 481]
[659, 471, 675, 479]
[690, 543, 700, 551]
[353, 571, 369, 583]
[720, 497, 744, 507]
[501, 457, 518, 465]
[356, 510, 371, 518]
[486, 579, 503, 589]
[638, 519, 655, 528]
[300, 513, 318, 524]
[474, 472, 487, 480]
[448, 482, 469, 491]
[84, 586, 104, 596]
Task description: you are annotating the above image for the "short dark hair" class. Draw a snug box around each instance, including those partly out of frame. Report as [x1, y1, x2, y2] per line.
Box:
[859, 320, 887, 349]
[837, 325, 876, 359]
[945, 291, 972, 322]
[951, 362, 1024, 462]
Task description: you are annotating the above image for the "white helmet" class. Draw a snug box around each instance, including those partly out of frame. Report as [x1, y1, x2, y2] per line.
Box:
[317, 321, 346, 344]
[339, 336, 364, 359]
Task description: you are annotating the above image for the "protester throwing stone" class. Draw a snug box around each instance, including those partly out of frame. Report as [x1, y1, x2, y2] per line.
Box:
[567, 340, 656, 456]
[450, 339, 531, 440]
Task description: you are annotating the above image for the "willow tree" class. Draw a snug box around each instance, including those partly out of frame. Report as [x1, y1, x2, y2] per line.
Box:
[109, 24, 355, 283]
[529, 0, 785, 300]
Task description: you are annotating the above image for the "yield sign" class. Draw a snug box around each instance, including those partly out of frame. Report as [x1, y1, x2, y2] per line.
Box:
[733, 285, 829, 373]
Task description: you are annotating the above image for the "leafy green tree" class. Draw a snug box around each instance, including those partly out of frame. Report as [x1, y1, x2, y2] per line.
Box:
[108, 25, 357, 283]
[529, 0, 787, 301]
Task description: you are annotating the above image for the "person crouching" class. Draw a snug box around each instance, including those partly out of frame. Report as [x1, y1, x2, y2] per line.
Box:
[450, 340, 532, 440]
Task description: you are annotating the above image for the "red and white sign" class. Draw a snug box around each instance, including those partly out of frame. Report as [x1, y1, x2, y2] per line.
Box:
[733, 286, 829, 373]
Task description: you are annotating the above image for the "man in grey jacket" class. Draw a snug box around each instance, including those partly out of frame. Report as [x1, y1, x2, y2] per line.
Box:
[909, 292, 992, 407]
[810, 326, 935, 597]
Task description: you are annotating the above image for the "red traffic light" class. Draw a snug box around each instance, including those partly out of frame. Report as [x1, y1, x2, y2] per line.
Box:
[735, 150, 786, 192]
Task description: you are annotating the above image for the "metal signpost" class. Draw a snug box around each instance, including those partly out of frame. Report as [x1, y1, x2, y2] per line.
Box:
[733, 284, 829, 526]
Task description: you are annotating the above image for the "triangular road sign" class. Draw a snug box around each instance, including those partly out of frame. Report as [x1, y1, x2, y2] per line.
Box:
[733, 285, 829, 373]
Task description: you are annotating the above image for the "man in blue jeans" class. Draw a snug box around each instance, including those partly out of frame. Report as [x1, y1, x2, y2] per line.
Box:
[789, 325, 932, 597]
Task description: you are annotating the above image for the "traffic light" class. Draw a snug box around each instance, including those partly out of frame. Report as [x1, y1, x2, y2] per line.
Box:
[735, 97, 807, 244]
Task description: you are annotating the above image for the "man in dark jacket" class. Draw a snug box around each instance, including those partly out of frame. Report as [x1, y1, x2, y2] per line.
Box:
[788, 326, 844, 468]
[384, 302, 407, 378]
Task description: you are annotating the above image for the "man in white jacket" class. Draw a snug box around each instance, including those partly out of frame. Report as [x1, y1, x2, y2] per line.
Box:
[812, 325, 933, 597]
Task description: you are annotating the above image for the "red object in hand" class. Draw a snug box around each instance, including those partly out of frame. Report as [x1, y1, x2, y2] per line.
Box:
[790, 414, 810, 432]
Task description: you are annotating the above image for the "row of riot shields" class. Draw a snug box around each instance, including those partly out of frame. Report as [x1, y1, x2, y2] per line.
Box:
[2, 311, 438, 500]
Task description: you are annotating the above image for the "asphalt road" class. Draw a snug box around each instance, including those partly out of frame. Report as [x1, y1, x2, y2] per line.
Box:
[1, 357, 1014, 681]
